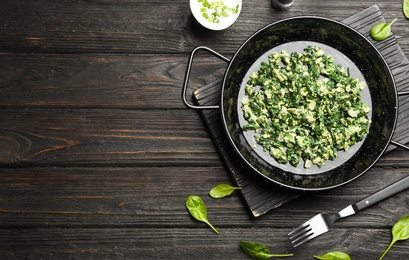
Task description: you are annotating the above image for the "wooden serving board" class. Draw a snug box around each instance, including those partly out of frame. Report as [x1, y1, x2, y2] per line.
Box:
[193, 5, 409, 217]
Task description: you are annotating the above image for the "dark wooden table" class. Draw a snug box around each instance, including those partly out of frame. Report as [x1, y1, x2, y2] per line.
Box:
[1, 0, 409, 259]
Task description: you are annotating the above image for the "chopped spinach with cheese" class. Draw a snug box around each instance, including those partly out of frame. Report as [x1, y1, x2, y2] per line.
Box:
[241, 46, 371, 168]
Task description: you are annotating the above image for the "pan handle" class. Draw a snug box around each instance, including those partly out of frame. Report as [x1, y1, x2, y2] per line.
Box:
[398, 91, 409, 97]
[182, 46, 230, 109]
[390, 140, 409, 150]
[390, 90, 409, 150]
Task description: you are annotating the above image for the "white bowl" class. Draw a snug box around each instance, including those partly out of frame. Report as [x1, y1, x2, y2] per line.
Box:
[190, 0, 242, 30]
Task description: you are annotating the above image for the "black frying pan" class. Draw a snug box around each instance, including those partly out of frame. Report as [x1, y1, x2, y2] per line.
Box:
[183, 17, 409, 191]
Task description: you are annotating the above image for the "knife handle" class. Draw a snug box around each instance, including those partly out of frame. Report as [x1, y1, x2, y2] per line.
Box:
[353, 175, 409, 211]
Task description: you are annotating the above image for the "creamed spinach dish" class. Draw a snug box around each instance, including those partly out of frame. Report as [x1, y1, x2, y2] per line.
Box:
[241, 46, 371, 168]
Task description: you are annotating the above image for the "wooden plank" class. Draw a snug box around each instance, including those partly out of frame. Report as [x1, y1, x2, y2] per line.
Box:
[0, 107, 408, 166]
[0, 1, 408, 260]
[0, 109, 221, 166]
[0, 108, 408, 166]
[0, 166, 407, 228]
[0, 1, 408, 54]
[0, 227, 407, 259]
[0, 54, 225, 109]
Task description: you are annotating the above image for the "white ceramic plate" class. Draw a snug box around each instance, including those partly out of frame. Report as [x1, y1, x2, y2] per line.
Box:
[190, 0, 242, 30]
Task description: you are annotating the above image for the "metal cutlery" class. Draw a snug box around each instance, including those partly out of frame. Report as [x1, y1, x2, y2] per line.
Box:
[288, 174, 409, 247]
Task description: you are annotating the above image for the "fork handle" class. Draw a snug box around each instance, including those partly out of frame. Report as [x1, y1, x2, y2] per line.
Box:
[353, 175, 409, 211]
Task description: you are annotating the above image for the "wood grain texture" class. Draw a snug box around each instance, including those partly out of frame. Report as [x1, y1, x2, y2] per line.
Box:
[0, 108, 407, 167]
[0, 167, 408, 228]
[1, 0, 409, 259]
[0, 1, 408, 54]
[0, 109, 221, 166]
[1, 227, 407, 260]
[0, 54, 225, 109]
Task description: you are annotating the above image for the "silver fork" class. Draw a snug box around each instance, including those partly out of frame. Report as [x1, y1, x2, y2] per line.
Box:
[288, 174, 409, 247]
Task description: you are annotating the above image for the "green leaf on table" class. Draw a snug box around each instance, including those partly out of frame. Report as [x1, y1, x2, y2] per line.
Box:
[370, 18, 397, 41]
[185, 195, 219, 234]
[379, 215, 409, 260]
[239, 240, 294, 260]
[313, 251, 351, 260]
[209, 183, 242, 198]
[404, 0, 409, 19]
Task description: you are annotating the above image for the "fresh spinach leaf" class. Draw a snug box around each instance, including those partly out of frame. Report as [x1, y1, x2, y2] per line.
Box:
[313, 251, 351, 260]
[209, 183, 242, 198]
[404, 0, 409, 19]
[239, 240, 294, 260]
[370, 18, 397, 41]
[379, 215, 409, 259]
[185, 195, 219, 234]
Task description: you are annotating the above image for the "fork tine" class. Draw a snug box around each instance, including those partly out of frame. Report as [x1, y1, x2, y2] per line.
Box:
[288, 222, 310, 237]
[289, 225, 312, 241]
[289, 226, 313, 244]
[288, 214, 322, 247]
[289, 211, 341, 247]
[292, 232, 317, 247]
